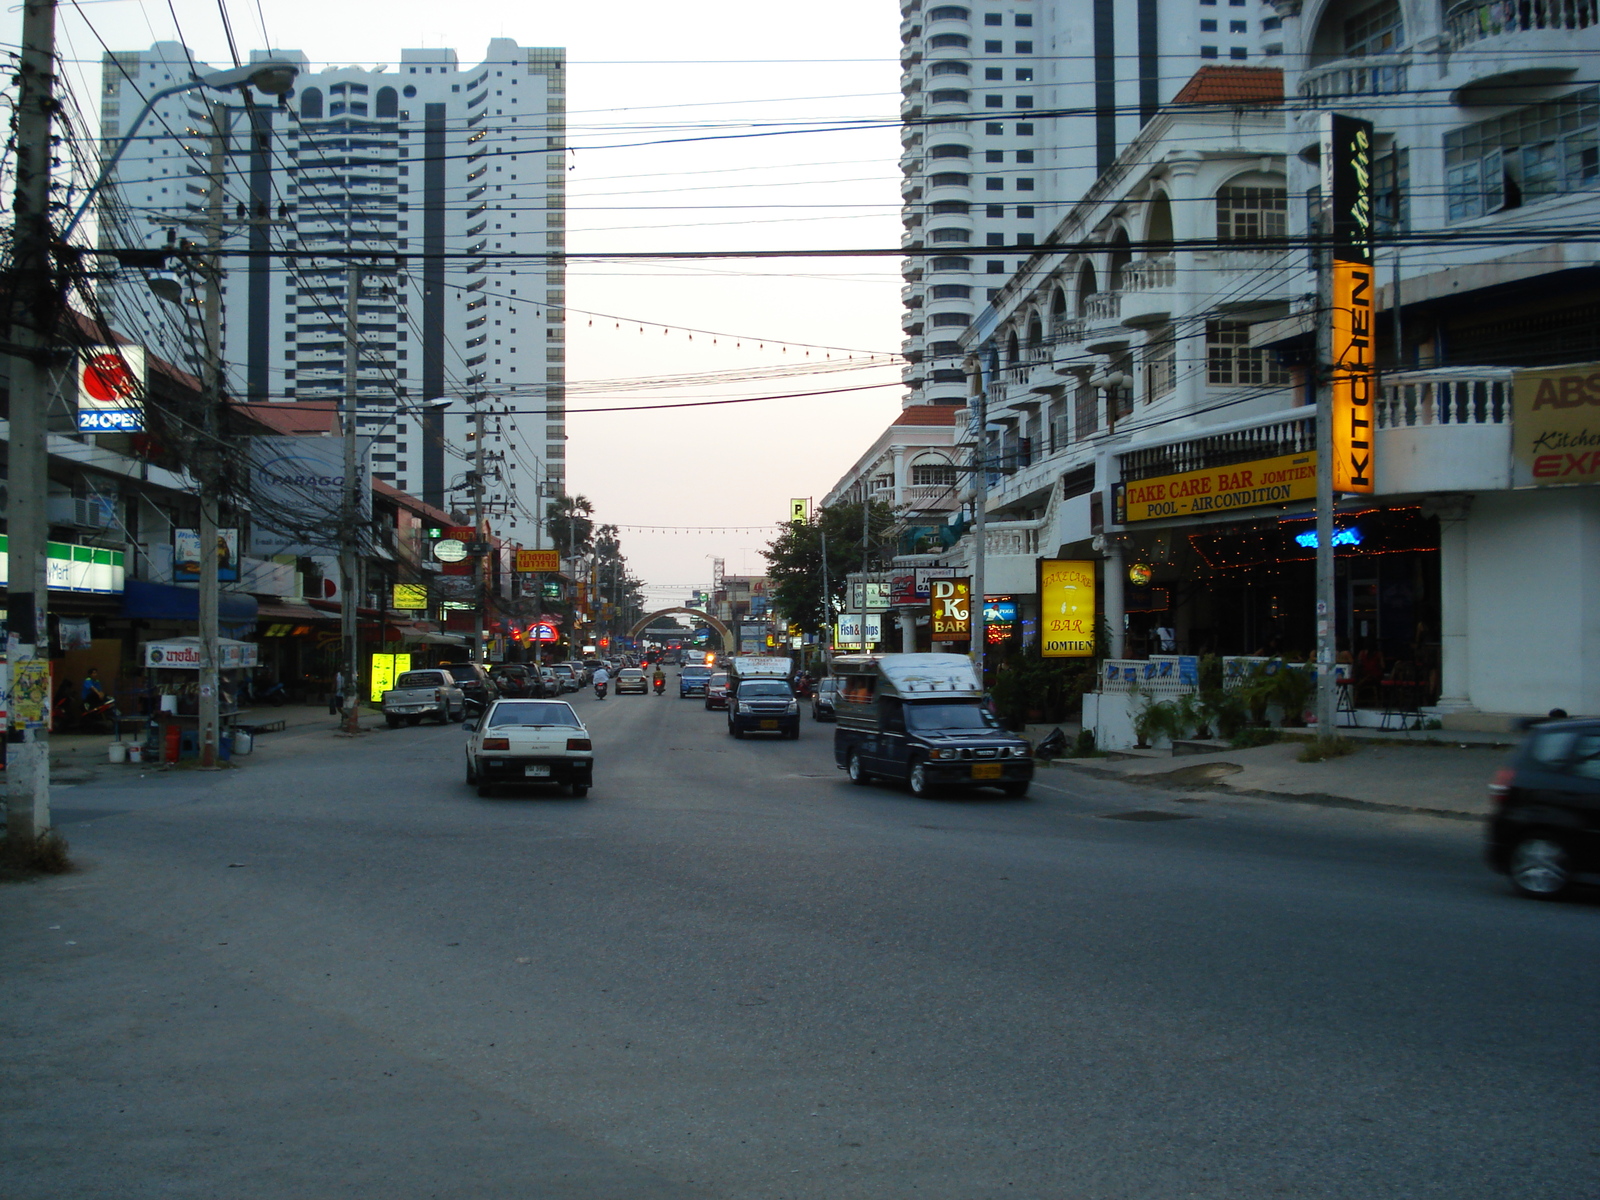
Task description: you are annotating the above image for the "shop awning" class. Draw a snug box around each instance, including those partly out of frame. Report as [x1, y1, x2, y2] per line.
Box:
[122, 578, 259, 623]
[255, 599, 334, 623]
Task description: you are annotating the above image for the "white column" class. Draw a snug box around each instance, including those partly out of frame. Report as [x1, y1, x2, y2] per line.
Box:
[893, 447, 907, 508]
[899, 610, 918, 653]
[1103, 537, 1126, 659]
[1432, 500, 1475, 712]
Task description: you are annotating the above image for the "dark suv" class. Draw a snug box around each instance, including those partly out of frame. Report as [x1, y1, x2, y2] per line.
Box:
[439, 661, 499, 715]
[1486, 718, 1600, 899]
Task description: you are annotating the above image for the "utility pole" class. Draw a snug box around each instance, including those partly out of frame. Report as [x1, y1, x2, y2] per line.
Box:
[1313, 214, 1337, 738]
[819, 522, 831, 666]
[6, 0, 59, 851]
[196, 100, 228, 768]
[471, 402, 486, 663]
[969, 356, 989, 683]
[340, 263, 366, 733]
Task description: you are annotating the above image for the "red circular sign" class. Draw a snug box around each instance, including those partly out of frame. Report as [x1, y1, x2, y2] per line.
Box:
[83, 353, 137, 402]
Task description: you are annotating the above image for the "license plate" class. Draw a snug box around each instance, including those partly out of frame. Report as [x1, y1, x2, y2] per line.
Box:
[971, 763, 1002, 779]
[524, 765, 551, 777]
[760, 720, 779, 729]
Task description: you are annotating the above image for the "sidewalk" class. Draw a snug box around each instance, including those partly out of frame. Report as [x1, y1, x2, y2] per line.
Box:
[1047, 736, 1509, 818]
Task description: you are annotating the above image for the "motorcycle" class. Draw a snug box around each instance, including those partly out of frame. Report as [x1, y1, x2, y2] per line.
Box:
[242, 678, 287, 707]
[594, 680, 608, 700]
[652, 676, 666, 695]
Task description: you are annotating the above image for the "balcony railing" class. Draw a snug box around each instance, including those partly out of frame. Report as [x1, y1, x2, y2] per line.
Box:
[1375, 369, 1514, 428]
[1119, 412, 1317, 483]
[1298, 53, 1410, 100]
[1083, 291, 1122, 322]
[1120, 256, 1175, 292]
[1447, 0, 1597, 45]
[985, 522, 1040, 557]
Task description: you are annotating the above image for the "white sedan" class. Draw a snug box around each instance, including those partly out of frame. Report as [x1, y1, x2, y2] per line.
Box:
[464, 698, 593, 797]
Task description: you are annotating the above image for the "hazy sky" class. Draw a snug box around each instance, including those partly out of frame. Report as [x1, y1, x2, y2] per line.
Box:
[50, 0, 908, 611]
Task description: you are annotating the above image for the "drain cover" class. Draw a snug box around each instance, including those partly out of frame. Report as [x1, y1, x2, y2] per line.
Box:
[1097, 810, 1200, 822]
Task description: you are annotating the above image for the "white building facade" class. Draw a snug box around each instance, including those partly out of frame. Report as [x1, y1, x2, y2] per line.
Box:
[96, 39, 567, 530]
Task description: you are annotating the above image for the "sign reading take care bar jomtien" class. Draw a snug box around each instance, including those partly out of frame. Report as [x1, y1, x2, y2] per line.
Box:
[1511, 361, 1600, 487]
[1115, 452, 1317, 523]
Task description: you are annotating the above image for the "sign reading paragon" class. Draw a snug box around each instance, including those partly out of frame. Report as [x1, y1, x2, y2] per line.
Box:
[930, 577, 971, 642]
[1512, 361, 1600, 486]
[1114, 452, 1317, 522]
[1324, 111, 1377, 495]
[1039, 559, 1096, 658]
[515, 549, 560, 573]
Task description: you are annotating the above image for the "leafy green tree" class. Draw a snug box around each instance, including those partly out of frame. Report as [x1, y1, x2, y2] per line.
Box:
[763, 499, 896, 634]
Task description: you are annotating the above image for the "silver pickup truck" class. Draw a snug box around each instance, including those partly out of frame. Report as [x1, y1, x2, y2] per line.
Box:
[382, 668, 465, 727]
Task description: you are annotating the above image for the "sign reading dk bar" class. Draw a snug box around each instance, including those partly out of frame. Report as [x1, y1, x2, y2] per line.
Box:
[1114, 452, 1317, 523]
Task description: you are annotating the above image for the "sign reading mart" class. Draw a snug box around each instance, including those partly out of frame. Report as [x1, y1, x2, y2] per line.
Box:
[1114, 452, 1318, 524]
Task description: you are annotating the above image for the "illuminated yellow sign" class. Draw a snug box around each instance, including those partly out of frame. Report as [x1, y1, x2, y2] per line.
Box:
[515, 549, 561, 573]
[1331, 260, 1376, 494]
[789, 497, 809, 524]
[369, 652, 411, 703]
[930, 577, 971, 642]
[1040, 559, 1096, 658]
[392, 583, 428, 610]
[1115, 452, 1317, 523]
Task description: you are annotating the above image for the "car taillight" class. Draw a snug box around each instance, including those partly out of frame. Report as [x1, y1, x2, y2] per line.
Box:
[567, 738, 591, 751]
[435, 688, 444, 701]
[1488, 766, 1515, 807]
[482, 737, 510, 750]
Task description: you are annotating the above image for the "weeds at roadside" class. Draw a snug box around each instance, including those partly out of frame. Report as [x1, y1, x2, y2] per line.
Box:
[0, 828, 76, 882]
[1297, 737, 1357, 763]
[1229, 727, 1281, 750]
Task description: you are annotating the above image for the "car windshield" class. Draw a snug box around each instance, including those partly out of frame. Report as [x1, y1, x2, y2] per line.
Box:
[487, 701, 580, 728]
[395, 672, 443, 688]
[710, 673, 729, 687]
[905, 702, 995, 731]
[740, 680, 791, 698]
[442, 665, 478, 682]
[682, 666, 712, 678]
[553, 666, 573, 675]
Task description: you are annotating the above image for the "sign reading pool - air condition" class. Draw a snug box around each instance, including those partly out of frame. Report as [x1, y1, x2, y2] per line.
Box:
[77, 345, 146, 433]
[1039, 559, 1096, 658]
[1114, 453, 1317, 523]
[515, 549, 560, 573]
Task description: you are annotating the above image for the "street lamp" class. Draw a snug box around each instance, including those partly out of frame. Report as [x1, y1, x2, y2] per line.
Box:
[62, 60, 301, 239]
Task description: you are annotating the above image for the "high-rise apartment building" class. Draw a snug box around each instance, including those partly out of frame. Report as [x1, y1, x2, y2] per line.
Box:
[897, 0, 1278, 408]
[96, 39, 566, 527]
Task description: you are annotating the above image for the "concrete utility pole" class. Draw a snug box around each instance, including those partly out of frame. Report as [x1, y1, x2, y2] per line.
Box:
[819, 523, 831, 665]
[6, 0, 59, 851]
[969, 358, 989, 684]
[1313, 227, 1338, 738]
[472, 401, 487, 662]
[196, 101, 228, 768]
[340, 263, 367, 733]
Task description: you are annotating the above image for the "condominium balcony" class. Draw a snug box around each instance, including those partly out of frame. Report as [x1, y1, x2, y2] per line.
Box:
[901, 96, 924, 120]
[1082, 293, 1131, 353]
[1298, 52, 1411, 101]
[1439, 0, 1593, 98]
[1052, 320, 1088, 373]
[1375, 368, 1514, 494]
[1446, 0, 1595, 47]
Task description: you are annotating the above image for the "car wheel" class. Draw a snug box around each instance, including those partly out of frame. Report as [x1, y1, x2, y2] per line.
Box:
[569, 783, 589, 798]
[466, 756, 477, 785]
[1508, 835, 1572, 900]
[848, 752, 871, 785]
[1001, 780, 1031, 798]
[909, 762, 932, 797]
[386, 714, 401, 729]
[437, 704, 450, 725]
[786, 726, 800, 741]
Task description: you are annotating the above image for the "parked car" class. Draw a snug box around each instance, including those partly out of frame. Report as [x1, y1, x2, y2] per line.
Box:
[615, 667, 648, 695]
[812, 676, 842, 722]
[679, 664, 714, 698]
[704, 671, 731, 711]
[437, 661, 498, 715]
[488, 664, 533, 698]
[1486, 718, 1600, 899]
[463, 698, 593, 797]
[381, 668, 465, 727]
[533, 665, 561, 697]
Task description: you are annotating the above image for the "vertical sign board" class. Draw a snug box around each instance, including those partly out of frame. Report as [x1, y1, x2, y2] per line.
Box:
[1039, 559, 1097, 657]
[930, 577, 971, 642]
[789, 498, 809, 524]
[369, 652, 411, 704]
[1323, 112, 1377, 495]
[77, 345, 146, 433]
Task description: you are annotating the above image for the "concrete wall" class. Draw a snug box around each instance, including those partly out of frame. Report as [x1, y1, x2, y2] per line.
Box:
[1377, 426, 1511, 495]
[1465, 488, 1600, 715]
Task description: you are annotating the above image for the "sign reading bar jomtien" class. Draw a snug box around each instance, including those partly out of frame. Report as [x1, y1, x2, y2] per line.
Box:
[1512, 362, 1600, 487]
[1323, 112, 1377, 495]
[515, 548, 560, 573]
[1039, 559, 1096, 658]
[1115, 452, 1317, 523]
[930, 577, 971, 642]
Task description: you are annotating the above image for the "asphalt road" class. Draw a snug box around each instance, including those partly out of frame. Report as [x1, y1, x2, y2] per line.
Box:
[4, 685, 1598, 1199]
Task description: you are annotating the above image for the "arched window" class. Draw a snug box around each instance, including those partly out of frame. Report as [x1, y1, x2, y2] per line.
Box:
[1026, 314, 1043, 351]
[1107, 230, 1133, 291]
[1051, 286, 1067, 324]
[375, 86, 398, 117]
[1216, 173, 1287, 241]
[1075, 262, 1098, 315]
[299, 87, 323, 119]
[1006, 328, 1021, 365]
[911, 454, 960, 487]
[1145, 192, 1174, 252]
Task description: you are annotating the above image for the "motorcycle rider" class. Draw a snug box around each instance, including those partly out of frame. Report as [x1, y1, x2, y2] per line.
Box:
[592, 662, 610, 700]
[652, 664, 666, 694]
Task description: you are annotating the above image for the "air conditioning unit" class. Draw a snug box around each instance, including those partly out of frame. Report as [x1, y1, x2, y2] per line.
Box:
[46, 495, 114, 530]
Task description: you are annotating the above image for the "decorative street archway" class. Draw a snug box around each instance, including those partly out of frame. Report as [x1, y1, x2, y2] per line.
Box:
[628, 606, 732, 645]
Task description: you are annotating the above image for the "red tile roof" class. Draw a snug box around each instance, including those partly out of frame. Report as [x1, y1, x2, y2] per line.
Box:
[1171, 66, 1284, 106]
[372, 476, 457, 526]
[893, 403, 966, 427]
[230, 400, 339, 435]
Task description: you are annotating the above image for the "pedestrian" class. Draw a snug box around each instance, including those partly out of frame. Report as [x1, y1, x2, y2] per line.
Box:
[329, 668, 344, 715]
